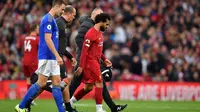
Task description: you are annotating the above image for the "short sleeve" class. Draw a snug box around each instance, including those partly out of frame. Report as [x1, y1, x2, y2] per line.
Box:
[43, 21, 53, 34]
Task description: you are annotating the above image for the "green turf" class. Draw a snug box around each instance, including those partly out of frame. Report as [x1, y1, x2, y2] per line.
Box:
[0, 99, 200, 112]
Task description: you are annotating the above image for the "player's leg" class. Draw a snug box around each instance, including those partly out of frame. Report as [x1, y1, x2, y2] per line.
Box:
[102, 80, 115, 108]
[102, 80, 127, 112]
[95, 82, 106, 112]
[59, 60, 77, 112]
[29, 65, 38, 106]
[51, 75, 65, 112]
[23, 65, 32, 90]
[31, 72, 53, 93]
[16, 60, 51, 111]
[69, 71, 83, 98]
[62, 86, 75, 112]
[26, 77, 32, 90]
[101, 66, 128, 112]
[51, 60, 65, 112]
[70, 83, 93, 105]
[100, 65, 115, 109]
[30, 73, 76, 112]
[18, 74, 48, 109]
[69, 52, 83, 98]
[26, 76, 38, 106]
[23, 73, 43, 112]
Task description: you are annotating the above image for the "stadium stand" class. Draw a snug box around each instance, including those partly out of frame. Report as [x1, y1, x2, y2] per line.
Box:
[0, 0, 199, 83]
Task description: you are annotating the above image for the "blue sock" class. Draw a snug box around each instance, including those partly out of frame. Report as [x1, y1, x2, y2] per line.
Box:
[52, 86, 65, 112]
[19, 83, 40, 108]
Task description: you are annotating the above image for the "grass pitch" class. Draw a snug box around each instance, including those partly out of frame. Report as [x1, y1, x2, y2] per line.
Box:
[0, 99, 200, 112]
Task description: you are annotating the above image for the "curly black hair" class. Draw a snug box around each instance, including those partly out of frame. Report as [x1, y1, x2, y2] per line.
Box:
[95, 13, 111, 24]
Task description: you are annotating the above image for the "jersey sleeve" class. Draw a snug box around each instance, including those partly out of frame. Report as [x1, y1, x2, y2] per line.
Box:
[101, 53, 106, 61]
[43, 20, 53, 34]
[79, 34, 94, 69]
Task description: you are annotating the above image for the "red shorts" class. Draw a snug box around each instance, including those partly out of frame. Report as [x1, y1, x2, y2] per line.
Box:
[23, 64, 38, 77]
[82, 60, 102, 83]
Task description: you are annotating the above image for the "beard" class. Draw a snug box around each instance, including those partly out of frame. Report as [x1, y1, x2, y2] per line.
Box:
[100, 26, 106, 32]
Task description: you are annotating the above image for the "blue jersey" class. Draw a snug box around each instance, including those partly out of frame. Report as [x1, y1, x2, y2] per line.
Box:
[38, 13, 59, 60]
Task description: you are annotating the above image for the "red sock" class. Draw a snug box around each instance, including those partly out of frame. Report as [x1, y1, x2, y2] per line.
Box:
[95, 87, 103, 104]
[74, 88, 89, 101]
[27, 84, 32, 90]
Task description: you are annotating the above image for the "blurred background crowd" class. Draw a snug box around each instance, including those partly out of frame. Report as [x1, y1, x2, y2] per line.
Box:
[0, 0, 199, 83]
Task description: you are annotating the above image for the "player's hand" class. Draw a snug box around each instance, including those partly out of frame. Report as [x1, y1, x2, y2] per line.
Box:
[56, 56, 63, 65]
[104, 59, 112, 67]
[74, 67, 83, 76]
[71, 58, 77, 67]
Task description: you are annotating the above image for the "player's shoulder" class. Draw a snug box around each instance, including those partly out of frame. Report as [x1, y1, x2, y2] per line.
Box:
[41, 13, 54, 24]
[25, 35, 38, 41]
[85, 28, 96, 39]
[85, 28, 93, 36]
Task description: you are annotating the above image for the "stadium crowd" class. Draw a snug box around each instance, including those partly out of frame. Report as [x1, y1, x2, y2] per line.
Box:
[0, 0, 199, 82]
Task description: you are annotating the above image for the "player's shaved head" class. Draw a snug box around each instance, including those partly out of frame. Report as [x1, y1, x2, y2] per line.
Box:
[62, 5, 76, 23]
[64, 5, 76, 13]
[91, 8, 103, 21]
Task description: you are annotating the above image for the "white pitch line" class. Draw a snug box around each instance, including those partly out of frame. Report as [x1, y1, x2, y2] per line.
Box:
[73, 104, 200, 110]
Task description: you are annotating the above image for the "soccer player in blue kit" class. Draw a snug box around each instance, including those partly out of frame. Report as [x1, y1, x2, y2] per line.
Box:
[15, 0, 66, 112]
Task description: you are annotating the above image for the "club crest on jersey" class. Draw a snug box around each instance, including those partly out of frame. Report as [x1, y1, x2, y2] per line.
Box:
[85, 39, 90, 47]
[86, 39, 90, 44]
[47, 24, 52, 30]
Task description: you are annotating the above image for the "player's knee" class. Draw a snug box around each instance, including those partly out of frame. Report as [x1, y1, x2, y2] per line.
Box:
[30, 73, 38, 84]
[84, 84, 93, 92]
[84, 87, 92, 92]
[37, 74, 48, 87]
[95, 82, 103, 88]
[36, 80, 47, 88]
[52, 79, 61, 86]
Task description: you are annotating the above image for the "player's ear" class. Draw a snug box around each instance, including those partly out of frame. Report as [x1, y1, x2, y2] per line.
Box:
[54, 4, 59, 8]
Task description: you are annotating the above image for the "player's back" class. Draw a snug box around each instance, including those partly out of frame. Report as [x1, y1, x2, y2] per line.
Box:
[85, 27, 103, 60]
[23, 35, 39, 65]
[38, 13, 59, 60]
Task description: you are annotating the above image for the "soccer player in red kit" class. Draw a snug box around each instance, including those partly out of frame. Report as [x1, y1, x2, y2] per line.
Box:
[71, 13, 111, 112]
[22, 24, 39, 92]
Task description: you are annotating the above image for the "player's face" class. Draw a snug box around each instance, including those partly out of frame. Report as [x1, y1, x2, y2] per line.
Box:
[100, 20, 110, 32]
[68, 10, 76, 23]
[56, 4, 65, 17]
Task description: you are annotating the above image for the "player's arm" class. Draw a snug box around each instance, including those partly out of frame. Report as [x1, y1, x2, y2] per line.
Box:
[64, 49, 77, 66]
[63, 50, 73, 60]
[79, 38, 90, 69]
[45, 33, 63, 65]
[43, 20, 63, 65]
[101, 53, 112, 67]
[74, 36, 91, 76]
[56, 20, 76, 66]
[101, 53, 106, 61]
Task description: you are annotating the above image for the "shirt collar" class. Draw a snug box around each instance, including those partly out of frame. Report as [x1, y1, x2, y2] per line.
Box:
[61, 16, 69, 24]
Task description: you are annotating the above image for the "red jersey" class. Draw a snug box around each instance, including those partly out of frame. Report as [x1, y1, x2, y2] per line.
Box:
[23, 35, 39, 66]
[80, 27, 106, 69]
